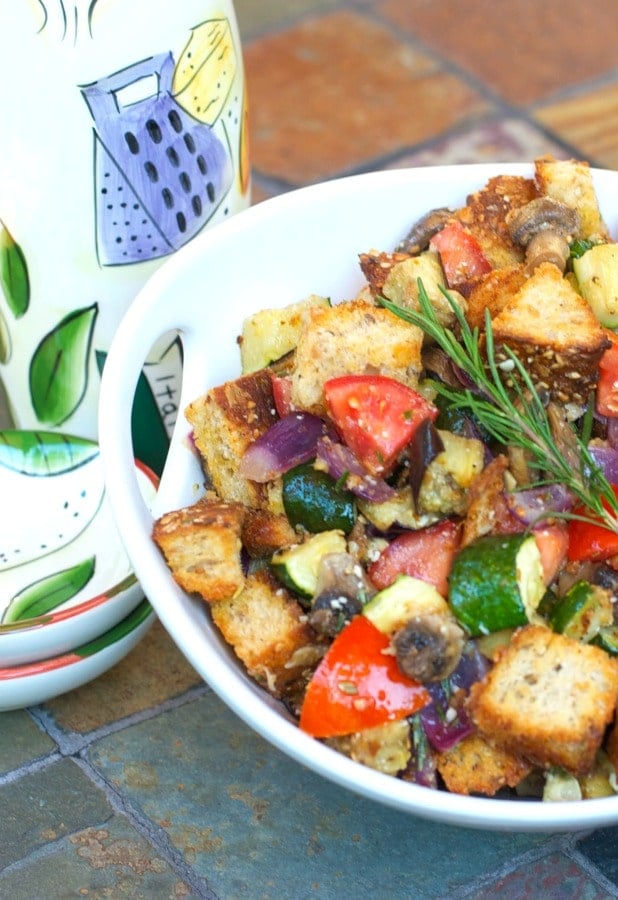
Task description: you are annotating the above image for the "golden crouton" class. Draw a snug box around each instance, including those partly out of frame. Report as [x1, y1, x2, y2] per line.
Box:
[210, 566, 324, 695]
[605, 718, 618, 774]
[358, 249, 412, 297]
[490, 262, 611, 405]
[290, 298, 424, 414]
[461, 455, 516, 547]
[465, 264, 528, 329]
[436, 732, 532, 796]
[535, 155, 609, 241]
[468, 625, 618, 777]
[241, 507, 299, 558]
[153, 497, 246, 601]
[186, 368, 282, 511]
[456, 175, 539, 269]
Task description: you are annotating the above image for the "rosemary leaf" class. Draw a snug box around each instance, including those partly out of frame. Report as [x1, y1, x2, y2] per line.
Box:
[378, 280, 618, 533]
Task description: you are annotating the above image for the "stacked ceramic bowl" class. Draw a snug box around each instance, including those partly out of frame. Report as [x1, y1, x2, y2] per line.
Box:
[0, 430, 158, 710]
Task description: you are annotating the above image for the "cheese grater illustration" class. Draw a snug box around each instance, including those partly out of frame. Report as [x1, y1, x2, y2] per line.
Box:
[81, 52, 232, 266]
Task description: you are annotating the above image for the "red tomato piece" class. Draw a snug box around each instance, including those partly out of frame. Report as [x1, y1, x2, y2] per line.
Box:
[568, 485, 618, 562]
[323, 374, 437, 475]
[430, 220, 491, 287]
[533, 523, 569, 584]
[299, 615, 430, 738]
[596, 330, 618, 417]
[271, 374, 294, 417]
[368, 519, 460, 597]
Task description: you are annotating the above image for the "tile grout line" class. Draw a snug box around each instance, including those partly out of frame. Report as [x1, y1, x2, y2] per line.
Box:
[72, 753, 220, 900]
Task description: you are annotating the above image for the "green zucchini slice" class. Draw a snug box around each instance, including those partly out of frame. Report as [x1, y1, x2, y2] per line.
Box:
[448, 532, 545, 636]
[271, 530, 347, 599]
[549, 581, 613, 641]
[363, 575, 448, 635]
[282, 463, 356, 534]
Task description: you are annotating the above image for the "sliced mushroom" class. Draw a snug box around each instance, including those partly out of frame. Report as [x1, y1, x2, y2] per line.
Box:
[506, 197, 579, 274]
[396, 207, 454, 254]
[308, 551, 374, 637]
[392, 612, 465, 682]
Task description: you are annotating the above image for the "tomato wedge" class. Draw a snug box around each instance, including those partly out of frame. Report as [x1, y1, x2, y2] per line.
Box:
[430, 220, 491, 287]
[271, 373, 294, 417]
[368, 519, 460, 597]
[568, 485, 618, 562]
[299, 615, 430, 738]
[323, 374, 437, 475]
[596, 329, 618, 417]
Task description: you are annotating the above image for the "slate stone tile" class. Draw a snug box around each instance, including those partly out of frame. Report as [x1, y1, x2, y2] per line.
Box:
[577, 828, 618, 888]
[243, 11, 489, 184]
[0, 815, 195, 899]
[43, 620, 201, 734]
[0, 710, 55, 775]
[466, 851, 616, 899]
[88, 692, 551, 899]
[0, 758, 113, 870]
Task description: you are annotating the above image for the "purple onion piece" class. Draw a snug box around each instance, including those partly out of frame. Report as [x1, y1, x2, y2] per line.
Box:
[419, 644, 489, 753]
[607, 418, 618, 448]
[588, 444, 618, 483]
[315, 436, 397, 502]
[239, 412, 328, 482]
[505, 483, 573, 526]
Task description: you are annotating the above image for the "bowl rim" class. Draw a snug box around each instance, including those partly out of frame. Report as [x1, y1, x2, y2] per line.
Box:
[98, 162, 618, 831]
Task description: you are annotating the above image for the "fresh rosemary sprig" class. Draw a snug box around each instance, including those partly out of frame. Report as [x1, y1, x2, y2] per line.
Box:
[378, 281, 618, 532]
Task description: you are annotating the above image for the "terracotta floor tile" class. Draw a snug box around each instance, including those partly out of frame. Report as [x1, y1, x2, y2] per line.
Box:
[44, 620, 201, 734]
[235, 0, 340, 40]
[378, 0, 618, 105]
[386, 118, 569, 168]
[535, 83, 618, 170]
[244, 11, 489, 184]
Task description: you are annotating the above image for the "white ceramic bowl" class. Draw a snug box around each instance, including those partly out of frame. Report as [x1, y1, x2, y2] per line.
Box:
[98, 164, 618, 831]
[0, 431, 158, 666]
[0, 597, 155, 710]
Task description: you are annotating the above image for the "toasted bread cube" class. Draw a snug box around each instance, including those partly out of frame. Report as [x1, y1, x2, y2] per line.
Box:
[210, 567, 323, 695]
[358, 249, 412, 297]
[456, 174, 538, 269]
[290, 298, 423, 413]
[436, 732, 532, 796]
[468, 624, 618, 777]
[490, 262, 611, 405]
[153, 497, 246, 601]
[465, 265, 528, 329]
[535, 156, 609, 241]
[241, 507, 298, 558]
[186, 368, 282, 511]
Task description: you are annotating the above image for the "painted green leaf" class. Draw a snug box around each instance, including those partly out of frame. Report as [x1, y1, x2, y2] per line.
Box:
[0, 430, 99, 475]
[0, 221, 30, 318]
[73, 596, 151, 657]
[96, 348, 170, 476]
[30, 303, 98, 426]
[0, 307, 11, 363]
[2, 556, 95, 624]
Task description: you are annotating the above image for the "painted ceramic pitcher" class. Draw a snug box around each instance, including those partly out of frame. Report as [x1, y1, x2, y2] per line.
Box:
[0, 1, 250, 473]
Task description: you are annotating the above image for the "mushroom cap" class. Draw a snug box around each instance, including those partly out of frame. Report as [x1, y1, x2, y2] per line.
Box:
[506, 197, 580, 247]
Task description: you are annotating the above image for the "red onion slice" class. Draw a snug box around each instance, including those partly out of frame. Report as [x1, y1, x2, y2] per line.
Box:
[505, 483, 573, 526]
[315, 436, 397, 502]
[239, 412, 328, 482]
[588, 444, 618, 484]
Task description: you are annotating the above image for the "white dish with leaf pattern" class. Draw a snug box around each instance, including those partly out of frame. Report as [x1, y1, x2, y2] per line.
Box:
[0, 430, 158, 666]
[0, 596, 155, 710]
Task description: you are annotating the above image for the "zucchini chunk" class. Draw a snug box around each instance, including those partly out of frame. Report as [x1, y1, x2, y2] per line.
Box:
[282, 462, 356, 534]
[549, 581, 613, 642]
[448, 533, 545, 636]
[574, 243, 618, 327]
[363, 575, 449, 634]
[271, 530, 347, 599]
[240, 294, 330, 373]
